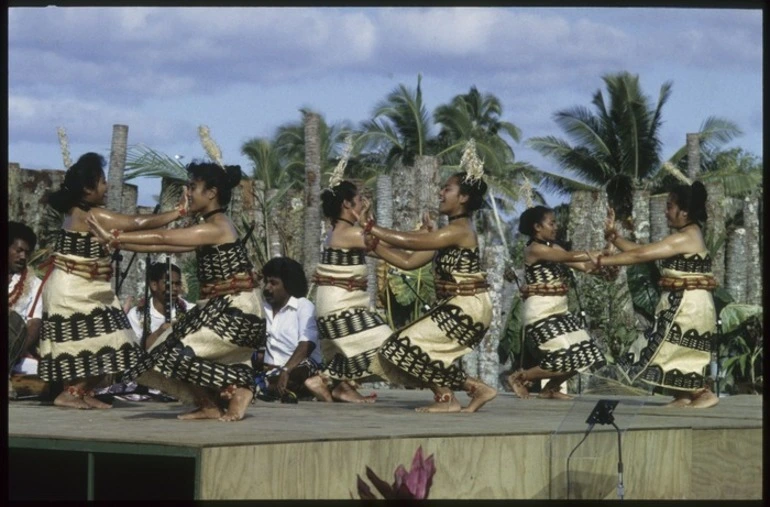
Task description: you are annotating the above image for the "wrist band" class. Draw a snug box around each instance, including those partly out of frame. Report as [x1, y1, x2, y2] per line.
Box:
[177, 205, 188, 217]
[363, 218, 375, 235]
[366, 236, 380, 252]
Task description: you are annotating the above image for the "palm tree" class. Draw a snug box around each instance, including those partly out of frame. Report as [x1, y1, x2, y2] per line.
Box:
[107, 124, 130, 212]
[358, 74, 435, 170]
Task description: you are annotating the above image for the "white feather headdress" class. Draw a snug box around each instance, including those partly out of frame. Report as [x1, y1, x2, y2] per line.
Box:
[459, 138, 484, 184]
[328, 135, 354, 190]
[57, 127, 72, 169]
[198, 125, 225, 169]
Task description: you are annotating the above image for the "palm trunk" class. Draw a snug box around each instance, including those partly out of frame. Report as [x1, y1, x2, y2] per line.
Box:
[414, 155, 440, 226]
[266, 188, 283, 258]
[725, 228, 748, 302]
[686, 133, 701, 180]
[370, 175, 393, 309]
[302, 112, 321, 281]
[704, 180, 727, 286]
[743, 195, 762, 305]
[649, 194, 669, 243]
[106, 124, 129, 212]
[391, 160, 416, 231]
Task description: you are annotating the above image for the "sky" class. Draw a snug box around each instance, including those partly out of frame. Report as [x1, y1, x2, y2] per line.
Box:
[7, 6, 763, 208]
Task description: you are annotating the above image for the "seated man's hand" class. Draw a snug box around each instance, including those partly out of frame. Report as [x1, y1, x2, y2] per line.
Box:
[276, 369, 290, 395]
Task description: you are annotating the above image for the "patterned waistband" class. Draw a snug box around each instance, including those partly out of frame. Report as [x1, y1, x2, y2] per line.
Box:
[520, 283, 568, 299]
[200, 272, 257, 298]
[659, 276, 717, 291]
[312, 274, 368, 291]
[435, 279, 489, 298]
[51, 256, 113, 281]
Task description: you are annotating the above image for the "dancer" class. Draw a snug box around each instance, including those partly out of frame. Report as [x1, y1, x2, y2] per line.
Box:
[589, 182, 718, 408]
[355, 141, 497, 413]
[89, 157, 265, 422]
[39, 152, 186, 410]
[507, 206, 608, 400]
[306, 176, 393, 402]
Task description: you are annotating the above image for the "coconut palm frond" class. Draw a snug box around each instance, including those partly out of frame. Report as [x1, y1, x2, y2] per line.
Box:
[125, 144, 188, 182]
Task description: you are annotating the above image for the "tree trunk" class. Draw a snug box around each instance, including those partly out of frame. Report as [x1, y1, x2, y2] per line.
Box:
[302, 112, 321, 281]
[266, 188, 283, 258]
[391, 160, 416, 231]
[117, 183, 140, 304]
[725, 228, 747, 302]
[704, 180, 726, 286]
[686, 133, 701, 180]
[743, 196, 762, 305]
[567, 190, 606, 251]
[414, 155, 441, 225]
[649, 194, 669, 243]
[106, 124, 129, 212]
[370, 175, 393, 309]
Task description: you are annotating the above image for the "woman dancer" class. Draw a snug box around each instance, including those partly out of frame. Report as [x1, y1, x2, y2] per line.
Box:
[507, 206, 608, 400]
[40, 152, 187, 410]
[356, 145, 496, 413]
[589, 182, 718, 408]
[89, 158, 265, 421]
[305, 179, 393, 403]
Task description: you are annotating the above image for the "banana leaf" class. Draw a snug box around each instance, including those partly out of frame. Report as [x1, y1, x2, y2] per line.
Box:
[497, 295, 523, 364]
[625, 262, 660, 321]
[387, 265, 434, 307]
[719, 303, 762, 335]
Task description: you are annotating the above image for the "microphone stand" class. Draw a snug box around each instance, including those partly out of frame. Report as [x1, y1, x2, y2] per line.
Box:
[388, 269, 431, 312]
[568, 269, 588, 395]
[117, 204, 162, 294]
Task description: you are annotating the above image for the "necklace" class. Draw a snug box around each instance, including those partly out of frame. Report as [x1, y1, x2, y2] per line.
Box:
[675, 222, 697, 231]
[200, 208, 227, 221]
[448, 213, 470, 222]
[8, 268, 28, 309]
[336, 217, 356, 227]
[527, 237, 553, 247]
[76, 201, 92, 211]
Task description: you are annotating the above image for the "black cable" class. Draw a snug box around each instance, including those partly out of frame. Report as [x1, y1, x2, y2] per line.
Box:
[117, 204, 162, 294]
[566, 423, 595, 500]
[611, 421, 625, 500]
[387, 269, 431, 312]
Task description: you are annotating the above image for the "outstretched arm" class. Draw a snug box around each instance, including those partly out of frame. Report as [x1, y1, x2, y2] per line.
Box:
[88, 213, 224, 250]
[370, 242, 434, 271]
[89, 192, 188, 232]
[588, 233, 687, 267]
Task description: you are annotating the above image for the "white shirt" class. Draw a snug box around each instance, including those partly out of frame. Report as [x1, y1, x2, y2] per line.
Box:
[126, 297, 195, 344]
[8, 271, 43, 322]
[263, 296, 322, 367]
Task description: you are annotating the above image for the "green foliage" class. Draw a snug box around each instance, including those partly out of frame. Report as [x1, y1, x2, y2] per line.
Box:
[125, 144, 188, 182]
[497, 295, 522, 364]
[179, 255, 199, 303]
[387, 265, 435, 312]
[625, 262, 660, 321]
[720, 303, 762, 335]
[718, 306, 763, 394]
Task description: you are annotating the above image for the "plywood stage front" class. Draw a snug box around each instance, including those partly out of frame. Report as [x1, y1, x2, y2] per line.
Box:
[7, 390, 762, 500]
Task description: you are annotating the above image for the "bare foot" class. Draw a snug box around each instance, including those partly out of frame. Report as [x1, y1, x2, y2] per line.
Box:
[507, 372, 531, 399]
[664, 396, 692, 408]
[304, 375, 334, 402]
[461, 382, 497, 413]
[331, 381, 377, 404]
[539, 388, 573, 400]
[219, 387, 254, 422]
[178, 405, 224, 420]
[689, 388, 719, 409]
[53, 392, 91, 410]
[83, 394, 112, 409]
[415, 394, 461, 413]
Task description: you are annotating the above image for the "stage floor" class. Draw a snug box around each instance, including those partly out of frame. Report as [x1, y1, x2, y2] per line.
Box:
[7, 390, 763, 500]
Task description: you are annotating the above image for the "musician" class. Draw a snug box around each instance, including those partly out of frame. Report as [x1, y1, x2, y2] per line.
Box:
[126, 261, 195, 350]
[8, 222, 43, 388]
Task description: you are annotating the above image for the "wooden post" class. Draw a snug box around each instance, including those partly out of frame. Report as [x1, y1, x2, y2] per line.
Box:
[686, 133, 701, 180]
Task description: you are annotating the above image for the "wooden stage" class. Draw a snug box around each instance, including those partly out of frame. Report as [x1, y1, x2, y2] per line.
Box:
[7, 389, 763, 501]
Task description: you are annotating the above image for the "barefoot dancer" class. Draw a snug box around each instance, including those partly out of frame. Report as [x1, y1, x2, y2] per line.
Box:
[507, 206, 607, 400]
[356, 141, 497, 413]
[306, 176, 393, 403]
[39, 152, 187, 410]
[89, 154, 265, 422]
[589, 182, 719, 409]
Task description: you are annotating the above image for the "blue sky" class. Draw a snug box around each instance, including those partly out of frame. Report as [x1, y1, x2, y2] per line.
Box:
[8, 6, 763, 207]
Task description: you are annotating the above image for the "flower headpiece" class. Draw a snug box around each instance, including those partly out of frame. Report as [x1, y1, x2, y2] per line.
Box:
[459, 138, 484, 185]
[328, 135, 354, 191]
[57, 127, 73, 169]
[198, 125, 225, 170]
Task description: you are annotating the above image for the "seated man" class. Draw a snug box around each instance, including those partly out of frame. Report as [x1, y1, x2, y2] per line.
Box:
[127, 261, 195, 350]
[256, 257, 323, 402]
[98, 260, 194, 400]
[8, 222, 43, 398]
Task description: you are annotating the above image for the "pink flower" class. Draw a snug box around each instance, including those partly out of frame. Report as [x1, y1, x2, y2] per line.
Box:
[355, 446, 436, 499]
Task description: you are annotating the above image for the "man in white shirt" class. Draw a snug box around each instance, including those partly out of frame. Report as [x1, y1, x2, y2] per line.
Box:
[257, 257, 322, 401]
[126, 261, 194, 350]
[8, 222, 43, 391]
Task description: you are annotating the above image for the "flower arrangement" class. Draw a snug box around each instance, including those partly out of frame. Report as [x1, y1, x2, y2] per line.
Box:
[355, 446, 436, 499]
